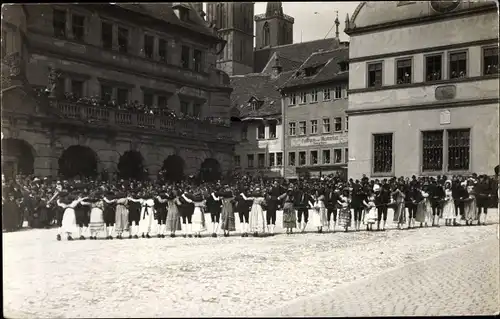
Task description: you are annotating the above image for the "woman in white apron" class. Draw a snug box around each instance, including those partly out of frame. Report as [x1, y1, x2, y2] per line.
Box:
[128, 192, 155, 238]
[312, 192, 327, 233]
[442, 180, 456, 226]
[57, 193, 87, 241]
[363, 192, 378, 231]
[242, 188, 266, 237]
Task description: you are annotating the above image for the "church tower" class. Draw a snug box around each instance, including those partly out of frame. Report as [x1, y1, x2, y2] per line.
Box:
[255, 2, 294, 50]
[206, 2, 254, 76]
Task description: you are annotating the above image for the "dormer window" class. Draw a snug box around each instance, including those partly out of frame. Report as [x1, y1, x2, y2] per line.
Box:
[173, 4, 191, 21]
[305, 66, 319, 77]
[339, 61, 349, 72]
[249, 97, 261, 111]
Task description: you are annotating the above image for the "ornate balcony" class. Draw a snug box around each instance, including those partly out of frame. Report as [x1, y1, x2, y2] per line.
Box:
[49, 100, 234, 142]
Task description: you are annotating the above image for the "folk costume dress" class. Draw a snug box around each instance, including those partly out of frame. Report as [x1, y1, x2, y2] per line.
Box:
[138, 198, 155, 236]
[463, 185, 478, 223]
[442, 188, 456, 220]
[337, 195, 351, 229]
[363, 195, 378, 225]
[182, 194, 207, 236]
[220, 192, 236, 233]
[57, 196, 84, 237]
[392, 188, 406, 226]
[280, 192, 297, 230]
[88, 199, 105, 236]
[312, 194, 328, 229]
[415, 190, 432, 225]
[166, 196, 182, 234]
[106, 196, 129, 237]
[244, 193, 266, 234]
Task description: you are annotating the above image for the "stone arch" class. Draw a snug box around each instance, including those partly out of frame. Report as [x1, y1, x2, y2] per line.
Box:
[199, 158, 222, 182]
[118, 150, 146, 180]
[58, 145, 98, 179]
[1, 138, 35, 178]
[160, 154, 185, 182]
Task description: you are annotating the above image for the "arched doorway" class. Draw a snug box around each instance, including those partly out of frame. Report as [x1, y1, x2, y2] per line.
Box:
[1, 138, 35, 179]
[160, 155, 185, 182]
[118, 150, 145, 180]
[58, 145, 98, 179]
[199, 158, 221, 182]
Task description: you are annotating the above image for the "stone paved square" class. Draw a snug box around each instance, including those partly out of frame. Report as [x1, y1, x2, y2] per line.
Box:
[3, 210, 499, 317]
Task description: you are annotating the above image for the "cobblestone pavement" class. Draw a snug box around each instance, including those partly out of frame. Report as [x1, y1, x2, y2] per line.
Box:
[262, 237, 500, 317]
[3, 209, 499, 318]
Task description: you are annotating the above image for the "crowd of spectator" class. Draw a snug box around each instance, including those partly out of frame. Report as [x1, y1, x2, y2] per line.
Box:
[33, 88, 229, 126]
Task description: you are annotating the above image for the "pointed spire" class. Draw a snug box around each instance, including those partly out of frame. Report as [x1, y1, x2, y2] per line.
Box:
[345, 13, 350, 30]
[266, 2, 284, 17]
[335, 10, 340, 39]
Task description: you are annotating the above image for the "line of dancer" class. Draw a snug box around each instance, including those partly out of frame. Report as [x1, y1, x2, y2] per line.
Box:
[2, 173, 497, 239]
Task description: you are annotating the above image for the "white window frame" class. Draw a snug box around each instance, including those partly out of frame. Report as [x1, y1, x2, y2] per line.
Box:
[311, 89, 318, 103]
[311, 119, 318, 134]
[299, 91, 307, 104]
[323, 88, 331, 101]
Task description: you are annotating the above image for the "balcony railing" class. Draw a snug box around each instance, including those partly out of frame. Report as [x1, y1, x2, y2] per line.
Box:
[51, 100, 233, 141]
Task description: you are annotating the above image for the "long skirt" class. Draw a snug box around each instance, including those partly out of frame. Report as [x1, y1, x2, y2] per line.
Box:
[364, 207, 378, 224]
[442, 199, 456, 219]
[312, 206, 328, 227]
[338, 207, 351, 228]
[191, 207, 207, 232]
[115, 205, 129, 232]
[89, 207, 105, 232]
[393, 202, 406, 224]
[139, 208, 154, 233]
[282, 202, 297, 228]
[463, 197, 478, 221]
[166, 206, 182, 231]
[221, 206, 236, 231]
[415, 200, 431, 223]
[249, 203, 266, 233]
[61, 207, 78, 234]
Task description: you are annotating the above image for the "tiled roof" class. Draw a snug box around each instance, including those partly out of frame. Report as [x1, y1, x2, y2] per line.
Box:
[116, 3, 218, 39]
[261, 52, 302, 74]
[229, 70, 294, 119]
[253, 37, 341, 73]
[280, 47, 349, 89]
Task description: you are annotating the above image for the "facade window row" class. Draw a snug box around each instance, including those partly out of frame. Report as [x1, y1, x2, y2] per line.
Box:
[367, 46, 499, 88]
[241, 122, 278, 140]
[372, 129, 471, 174]
[288, 117, 348, 136]
[287, 148, 348, 167]
[288, 85, 347, 105]
[234, 152, 284, 168]
[52, 8, 205, 72]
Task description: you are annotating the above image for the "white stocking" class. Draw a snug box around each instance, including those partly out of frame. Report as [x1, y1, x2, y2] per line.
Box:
[215, 222, 220, 234]
[181, 223, 186, 236]
[78, 227, 83, 237]
[57, 227, 62, 235]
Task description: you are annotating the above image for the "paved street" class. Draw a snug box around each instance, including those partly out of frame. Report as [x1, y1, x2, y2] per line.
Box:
[262, 237, 500, 317]
[3, 209, 499, 318]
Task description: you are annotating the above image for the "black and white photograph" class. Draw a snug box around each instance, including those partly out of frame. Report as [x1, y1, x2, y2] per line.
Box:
[2, 1, 499, 317]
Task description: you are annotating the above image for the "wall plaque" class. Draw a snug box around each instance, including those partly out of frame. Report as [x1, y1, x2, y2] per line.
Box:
[435, 85, 456, 100]
[440, 110, 451, 125]
[290, 133, 348, 148]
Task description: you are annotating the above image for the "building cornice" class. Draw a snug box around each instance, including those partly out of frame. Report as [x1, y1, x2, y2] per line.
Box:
[345, 97, 500, 116]
[344, 4, 497, 37]
[348, 73, 499, 95]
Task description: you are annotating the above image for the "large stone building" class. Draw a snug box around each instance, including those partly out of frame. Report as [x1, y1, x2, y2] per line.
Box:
[345, 0, 499, 179]
[1, 3, 235, 180]
[280, 45, 350, 180]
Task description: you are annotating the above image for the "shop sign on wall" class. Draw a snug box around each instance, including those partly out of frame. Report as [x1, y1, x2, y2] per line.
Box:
[290, 133, 348, 147]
